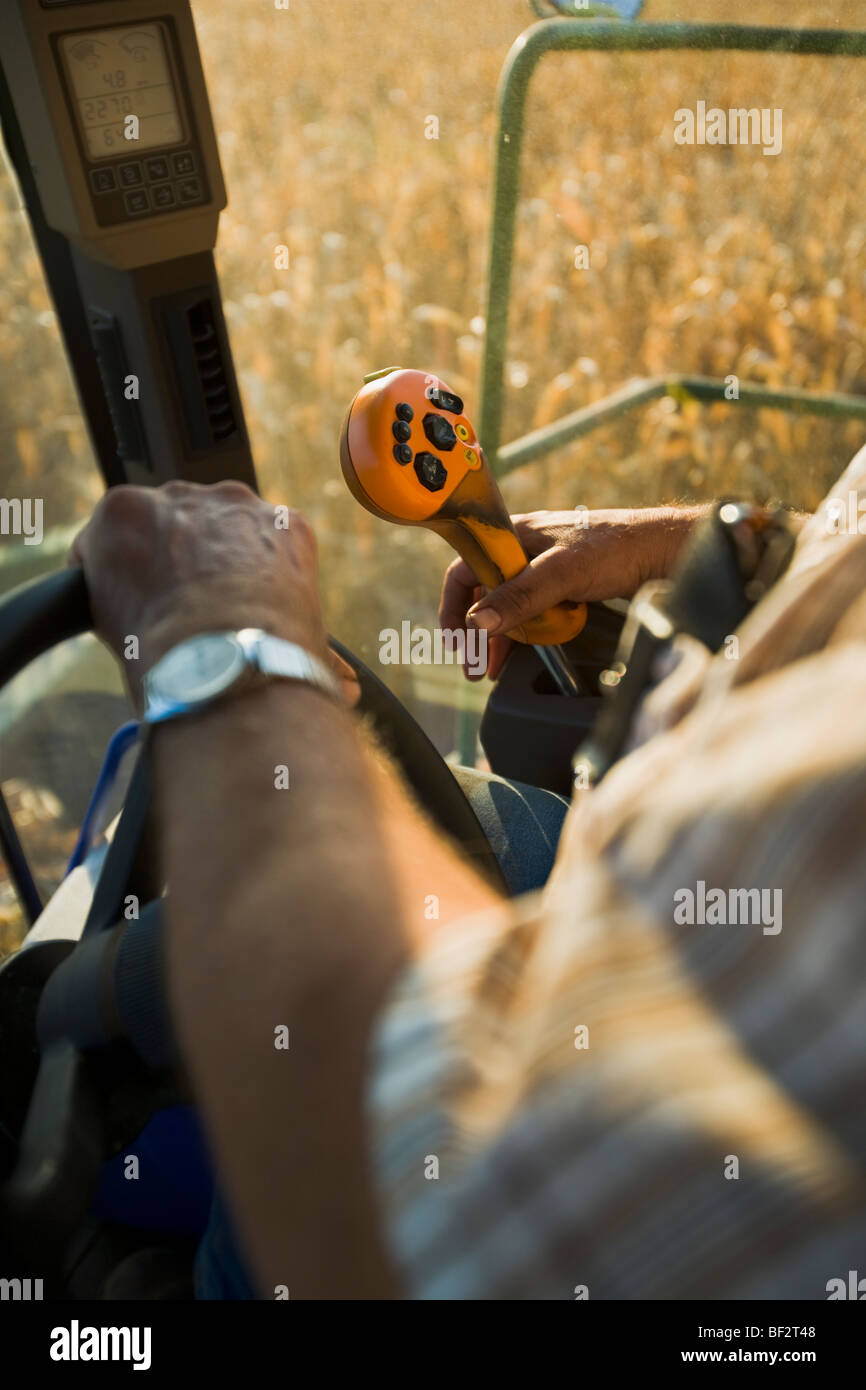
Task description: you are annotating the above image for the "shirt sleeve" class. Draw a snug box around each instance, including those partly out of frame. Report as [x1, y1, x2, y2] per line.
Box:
[366, 642, 866, 1300]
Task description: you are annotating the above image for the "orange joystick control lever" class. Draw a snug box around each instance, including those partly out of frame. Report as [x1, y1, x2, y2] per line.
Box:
[340, 369, 588, 669]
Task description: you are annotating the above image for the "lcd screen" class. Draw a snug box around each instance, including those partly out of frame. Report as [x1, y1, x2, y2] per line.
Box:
[60, 24, 184, 160]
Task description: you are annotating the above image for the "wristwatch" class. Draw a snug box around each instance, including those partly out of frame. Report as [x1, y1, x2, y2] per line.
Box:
[142, 628, 342, 725]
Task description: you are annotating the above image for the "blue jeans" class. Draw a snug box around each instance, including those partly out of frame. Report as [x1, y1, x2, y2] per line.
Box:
[448, 765, 569, 896]
[194, 766, 569, 1298]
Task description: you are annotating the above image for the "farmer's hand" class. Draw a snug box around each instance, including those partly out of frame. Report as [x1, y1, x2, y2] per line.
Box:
[68, 481, 352, 704]
[439, 505, 708, 680]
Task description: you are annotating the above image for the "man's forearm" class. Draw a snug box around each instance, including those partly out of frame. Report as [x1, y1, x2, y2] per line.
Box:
[153, 679, 499, 1298]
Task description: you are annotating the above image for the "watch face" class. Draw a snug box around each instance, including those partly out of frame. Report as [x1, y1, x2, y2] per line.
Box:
[148, 633, 246, 709]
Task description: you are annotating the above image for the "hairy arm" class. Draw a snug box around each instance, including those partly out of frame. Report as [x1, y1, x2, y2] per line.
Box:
[155, 684, 497, 1299]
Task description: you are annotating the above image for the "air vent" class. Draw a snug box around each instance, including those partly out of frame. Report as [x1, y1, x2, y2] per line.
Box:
[161, 291, 240, 453]
[186, 299, 237, 444]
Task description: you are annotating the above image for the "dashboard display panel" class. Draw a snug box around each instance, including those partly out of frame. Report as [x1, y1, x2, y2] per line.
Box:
[59, 24, 184, 160]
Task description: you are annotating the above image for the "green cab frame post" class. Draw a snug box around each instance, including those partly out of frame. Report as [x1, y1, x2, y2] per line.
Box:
[479, 19, 866, 478]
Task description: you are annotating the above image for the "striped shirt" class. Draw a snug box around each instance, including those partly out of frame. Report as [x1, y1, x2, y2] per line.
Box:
[367, 443, 866, 1300]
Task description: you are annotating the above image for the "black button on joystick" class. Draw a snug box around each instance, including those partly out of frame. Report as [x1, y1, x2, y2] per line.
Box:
[395, 402, 414, 423]
[426, 386, 464, 415]
[393, 443, 413, 464]
[422, 412, 457, 452]
[392, 420, 412, 443]
[414, 451, 448, 492]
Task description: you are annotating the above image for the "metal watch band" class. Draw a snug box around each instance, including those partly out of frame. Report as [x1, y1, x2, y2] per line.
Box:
[250, 633, 342, 698]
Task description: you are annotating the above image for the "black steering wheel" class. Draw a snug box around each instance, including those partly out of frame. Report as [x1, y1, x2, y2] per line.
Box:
[0, 566, 505, 1280]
